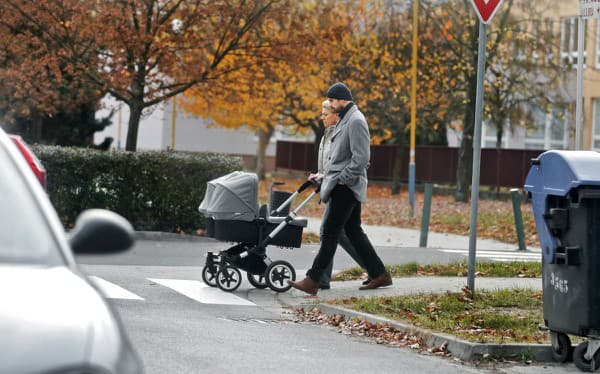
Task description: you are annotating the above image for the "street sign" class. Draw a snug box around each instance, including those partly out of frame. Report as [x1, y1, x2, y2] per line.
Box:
[470, 0, 504, 24]
[580, 0, 600, 19]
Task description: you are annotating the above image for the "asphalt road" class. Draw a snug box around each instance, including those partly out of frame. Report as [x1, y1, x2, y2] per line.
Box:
[76, 237, 579, 374]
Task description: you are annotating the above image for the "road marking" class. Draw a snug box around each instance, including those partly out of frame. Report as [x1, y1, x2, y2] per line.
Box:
[440, 249, 541, 262]
[148, 278, 256, 306]
[89, 276, 144, 300]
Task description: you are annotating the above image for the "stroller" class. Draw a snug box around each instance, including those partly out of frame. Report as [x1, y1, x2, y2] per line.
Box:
[199, 171, 319, 293]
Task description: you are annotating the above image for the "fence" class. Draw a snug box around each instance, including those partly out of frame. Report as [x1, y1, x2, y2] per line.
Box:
[275, 140, 543, 188]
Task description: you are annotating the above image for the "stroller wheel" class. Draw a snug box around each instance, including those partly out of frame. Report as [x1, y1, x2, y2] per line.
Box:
[216, 266, 242, 292]
[201, 264, 221, 287]
[247, 273, 269, 289]
[265, 260, 296, 293]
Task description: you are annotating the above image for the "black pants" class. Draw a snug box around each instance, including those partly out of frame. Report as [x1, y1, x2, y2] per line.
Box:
[307, 184, 386, 282]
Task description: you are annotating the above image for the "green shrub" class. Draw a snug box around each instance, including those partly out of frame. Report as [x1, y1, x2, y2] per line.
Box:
[31, 145, 243, 233]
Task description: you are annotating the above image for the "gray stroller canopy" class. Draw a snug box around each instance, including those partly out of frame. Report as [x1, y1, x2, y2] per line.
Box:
[199, 171, 258, 222]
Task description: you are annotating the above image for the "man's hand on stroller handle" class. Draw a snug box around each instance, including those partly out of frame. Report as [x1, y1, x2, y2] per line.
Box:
[308, 173, 323, 183]
[298, 177, 321, 194]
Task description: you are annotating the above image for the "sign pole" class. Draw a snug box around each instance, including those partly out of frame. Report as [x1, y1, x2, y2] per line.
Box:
[575, 15, 585, 150]
[575, 0, 600, 149]
[466, 0, 504, 296]
[467, 20, 487, 294]
[409, 0, 418, 217]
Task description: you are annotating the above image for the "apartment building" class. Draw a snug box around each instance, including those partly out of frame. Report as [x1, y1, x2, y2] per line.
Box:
[478, 0, 600, 151]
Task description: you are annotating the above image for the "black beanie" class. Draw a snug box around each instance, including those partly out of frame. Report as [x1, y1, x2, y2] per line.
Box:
[326, 82, 353, 101]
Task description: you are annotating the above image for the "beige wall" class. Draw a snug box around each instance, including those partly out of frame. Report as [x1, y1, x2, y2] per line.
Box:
[544, 1, 600, 149]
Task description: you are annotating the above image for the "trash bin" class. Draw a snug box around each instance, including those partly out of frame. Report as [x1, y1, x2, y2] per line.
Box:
[524, 150, 600, 370]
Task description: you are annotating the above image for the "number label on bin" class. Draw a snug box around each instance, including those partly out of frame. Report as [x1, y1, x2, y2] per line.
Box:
[550, 272, 569, 294]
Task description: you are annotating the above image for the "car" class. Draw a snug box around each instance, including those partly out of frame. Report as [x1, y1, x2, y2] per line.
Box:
[8, 134, 47, 190]
[0, 128, 144, 374]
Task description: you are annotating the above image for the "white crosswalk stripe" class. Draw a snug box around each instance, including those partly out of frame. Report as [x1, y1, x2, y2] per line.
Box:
[440, 249, 541, 262]
[148, 278, 256, 306]
[88, 276, 257, 306]
[89, 276, 144, 300]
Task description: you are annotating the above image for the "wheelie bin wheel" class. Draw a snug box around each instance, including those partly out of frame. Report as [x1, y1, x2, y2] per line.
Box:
[265, 260, 295, 292]
[216, 266, 242, 292]
[550, 331, 572, 363]
[202, 264, 221, 287]
[247, 272, 269, 289]
[574, 341, 600, 372]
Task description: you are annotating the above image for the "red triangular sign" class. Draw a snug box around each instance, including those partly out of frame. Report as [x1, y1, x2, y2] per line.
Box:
[470, 0, 504, 24]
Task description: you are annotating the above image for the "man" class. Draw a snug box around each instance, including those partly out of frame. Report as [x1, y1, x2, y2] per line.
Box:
[311, 100, 368, 290]
[289, 82, 392, 295]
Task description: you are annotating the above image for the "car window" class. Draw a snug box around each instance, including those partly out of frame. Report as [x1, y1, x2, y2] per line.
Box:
[0, 144, 62, 265]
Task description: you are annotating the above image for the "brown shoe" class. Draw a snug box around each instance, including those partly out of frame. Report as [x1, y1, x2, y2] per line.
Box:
[288, 277, 319, 295]
[359, 272, 392, 290]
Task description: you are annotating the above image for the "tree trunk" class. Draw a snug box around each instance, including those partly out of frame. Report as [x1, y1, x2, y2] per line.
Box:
[27, 116, 43, 142]
[496, 124, 503, 149]
[455, 74, 477, 202]
[256, 125, 274, 180]
[125, 101, 143, 151]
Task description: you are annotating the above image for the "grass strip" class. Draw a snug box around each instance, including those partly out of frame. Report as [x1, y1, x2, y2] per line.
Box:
[329, 288, 547, 344]
[332, 261, 542, 281]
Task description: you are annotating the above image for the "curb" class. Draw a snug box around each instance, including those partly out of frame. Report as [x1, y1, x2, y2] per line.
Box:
[296, 302, 554, 362]
[134, 231, 213, 242]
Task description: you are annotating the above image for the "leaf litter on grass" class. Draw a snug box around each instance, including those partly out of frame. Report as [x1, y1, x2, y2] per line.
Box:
[260, 176, 538, 246]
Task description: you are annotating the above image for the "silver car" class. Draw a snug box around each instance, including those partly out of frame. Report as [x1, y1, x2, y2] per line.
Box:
[0, 128, 143, 374]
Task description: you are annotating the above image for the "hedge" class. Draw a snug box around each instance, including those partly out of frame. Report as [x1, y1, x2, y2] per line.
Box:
[31, 145, 243, 233]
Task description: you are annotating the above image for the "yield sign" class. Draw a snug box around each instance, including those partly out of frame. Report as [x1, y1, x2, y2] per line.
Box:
[470, 0, 504, 24]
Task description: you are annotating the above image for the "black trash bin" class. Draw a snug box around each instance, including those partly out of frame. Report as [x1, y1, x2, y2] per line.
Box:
[524, 150, 600, 371]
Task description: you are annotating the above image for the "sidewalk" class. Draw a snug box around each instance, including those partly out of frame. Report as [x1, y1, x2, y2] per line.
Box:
[271, 219, 550, 362]
[303, 216, 541, 252]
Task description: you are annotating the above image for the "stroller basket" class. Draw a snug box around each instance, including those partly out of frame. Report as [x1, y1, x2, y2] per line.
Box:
[209, 216, 307, 248]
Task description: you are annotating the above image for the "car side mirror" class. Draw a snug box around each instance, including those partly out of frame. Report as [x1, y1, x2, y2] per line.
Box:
[69, 209, 135, 254]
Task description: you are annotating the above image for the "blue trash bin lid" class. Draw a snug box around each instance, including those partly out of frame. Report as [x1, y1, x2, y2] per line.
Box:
[524, 150, 600, 264]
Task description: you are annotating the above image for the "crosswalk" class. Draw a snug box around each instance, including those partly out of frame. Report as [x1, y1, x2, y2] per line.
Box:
[89, 276, 256, 306]
[439, 249, 541, 262]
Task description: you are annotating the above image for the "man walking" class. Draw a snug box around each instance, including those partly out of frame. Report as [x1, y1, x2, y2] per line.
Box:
[289, 82, 392, 295]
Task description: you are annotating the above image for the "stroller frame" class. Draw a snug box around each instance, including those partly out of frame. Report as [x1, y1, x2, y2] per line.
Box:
[202, 179, 319, 293]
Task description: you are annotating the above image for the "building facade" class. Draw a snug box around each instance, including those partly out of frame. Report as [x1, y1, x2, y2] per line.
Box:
[94, 96, 277, 170]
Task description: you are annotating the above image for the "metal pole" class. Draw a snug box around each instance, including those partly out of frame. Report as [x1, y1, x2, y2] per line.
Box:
[171, 97, 177, 150]
[575, 16, 585, 150]
[409, 0, 418, 217]
[117, 103, 122, 150]
[467, 21, 487, 295]
[510, 188, 527, 251]
[419, 183, 432, 247]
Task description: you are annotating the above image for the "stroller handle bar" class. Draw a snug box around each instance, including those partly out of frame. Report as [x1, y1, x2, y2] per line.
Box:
[271, 179, 320, 216]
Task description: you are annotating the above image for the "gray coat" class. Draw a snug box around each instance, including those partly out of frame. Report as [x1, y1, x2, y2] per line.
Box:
[320, 104, 370, 203]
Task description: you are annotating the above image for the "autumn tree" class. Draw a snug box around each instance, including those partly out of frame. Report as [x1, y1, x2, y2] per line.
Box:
[0, 1, 102, 141]
[345, 2, 460, 194]
[485, 16, 566, 149]
[422, 0, 565, 202]
[1, 0, 293, 151]
[181, 0, 358, 179]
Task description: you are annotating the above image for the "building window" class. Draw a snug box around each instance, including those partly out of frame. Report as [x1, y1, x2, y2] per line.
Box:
[596, 22, 600, 68]
[593, 99, 600, 149]
[525, 105, 570, 150]
[561, 16, 586, 68]
[545, 19, 555, 65]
